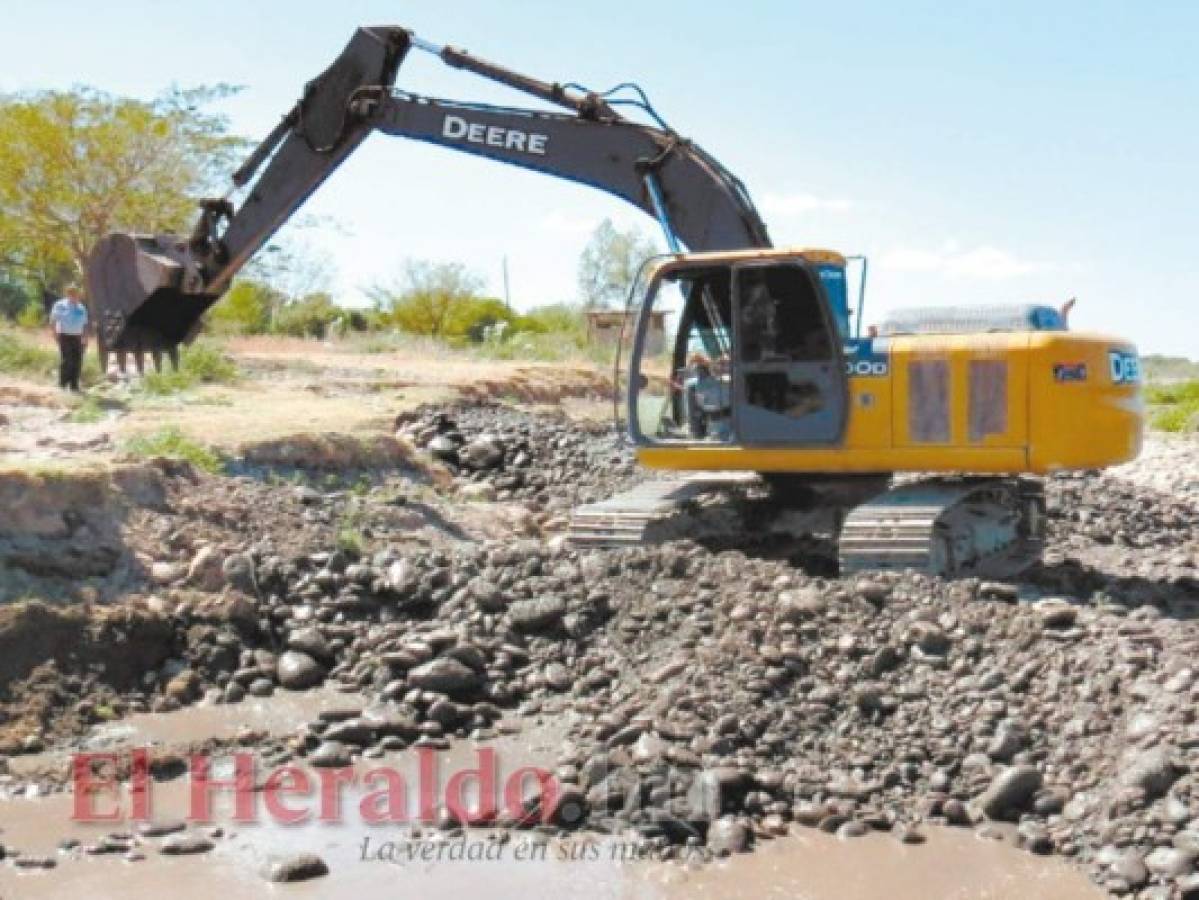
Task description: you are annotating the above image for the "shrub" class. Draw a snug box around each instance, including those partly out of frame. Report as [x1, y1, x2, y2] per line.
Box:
[368, 260, 487, 338]
[511, 303, 586, 338]
[0, 328, 57, 375]
[0, 327, 103, 386]
[273, 292, 341, 339]
[66, 395, 106, 423]
[123, 427, 223, 472]
[1146, 381, 1199, 406]
[209, 279, 279, 335]
[447, 297, 515, 343]
[140, 340, 238, 395]
[1149, 381, 1199, 433]
[16, 298, 45, 328]
[0, 279, 31, 320]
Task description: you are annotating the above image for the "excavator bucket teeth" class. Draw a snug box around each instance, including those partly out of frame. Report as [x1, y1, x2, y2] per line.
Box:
[86, 232, 220, 360]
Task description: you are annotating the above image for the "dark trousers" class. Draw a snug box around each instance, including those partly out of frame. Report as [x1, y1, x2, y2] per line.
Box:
[57, 334, 83, 391]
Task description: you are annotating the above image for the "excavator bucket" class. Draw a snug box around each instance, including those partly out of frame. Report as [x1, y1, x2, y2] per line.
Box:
[85, 233, 222, 372]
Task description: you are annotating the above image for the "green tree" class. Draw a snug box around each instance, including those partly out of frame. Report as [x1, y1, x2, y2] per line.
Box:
[273, 292, 342, 339]
[367, 261, 487, 338]
[0, 85, 244, 293]
[209, 279, 281, 335]
[447, 297, 515, 342]
[513, 303, 586, 337]
[577, 218, 658, 309]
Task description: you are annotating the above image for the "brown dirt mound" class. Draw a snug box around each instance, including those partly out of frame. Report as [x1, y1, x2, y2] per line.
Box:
[0, 463, 169, 599]
[0, 601, 174, 752]
[238, 433, 427, 472]
[459, 366, 615, 405]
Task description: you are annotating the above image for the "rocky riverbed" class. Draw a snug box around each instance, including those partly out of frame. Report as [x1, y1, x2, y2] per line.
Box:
[0, 406, 1196, 898]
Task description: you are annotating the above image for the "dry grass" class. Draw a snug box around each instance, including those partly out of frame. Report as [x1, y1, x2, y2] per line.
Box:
[0, 380, 67, 408]
[225, 335, 609, 385]
[119, 380, 408, 450]
[241, 433, 426, 472]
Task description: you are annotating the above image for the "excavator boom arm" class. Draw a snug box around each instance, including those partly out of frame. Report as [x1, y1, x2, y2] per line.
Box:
[370, 92, 768, 253]
[86, 25, 770, 363]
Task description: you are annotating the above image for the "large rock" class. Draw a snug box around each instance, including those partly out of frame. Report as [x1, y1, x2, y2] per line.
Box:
[778, 588, 827, 622]
[187, 547, 225, 591]
[222, 552, 257, 593]
[1109, 849, 1150, 888]
[1120, 748, 1180, 799]
[508, 596, 566, 632]
[544, 784, 589, 827]
[459, 436, 504, 471]
[276, 651, 326, 690]
[287, 627, 333, 661]
[164, 669, 200, 703]
[469, 578, 506, 612]
[407, 657, 481, 696]
[426, 435, 459, 464]
[309, 741, 353, 768]
[686, 771, 723, 822]
[1144, 846, 1197, 879]
[911, 621, 952, 656]
[322, 718, 376, 746]
[976, 766, 1042, 820]
[149, 561, 185, 586]
[159, 833, 214, 855]
[706, 817, 750, 855]
[264, 853, 329, 883]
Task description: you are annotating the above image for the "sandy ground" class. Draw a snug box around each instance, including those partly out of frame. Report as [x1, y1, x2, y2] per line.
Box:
[0, 335, 613, 466]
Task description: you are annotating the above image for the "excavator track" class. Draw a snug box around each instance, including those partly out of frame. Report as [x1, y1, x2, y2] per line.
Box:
[838, 478, 1045, 578]
[568, 473, 758, 548]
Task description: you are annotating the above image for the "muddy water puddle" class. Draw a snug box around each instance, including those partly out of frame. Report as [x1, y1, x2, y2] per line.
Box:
[0, 693, 1103, 899]
[5, 686, 364, 782]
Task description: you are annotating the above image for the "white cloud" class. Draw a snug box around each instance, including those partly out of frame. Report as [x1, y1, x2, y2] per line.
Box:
[537, 210, 649, 236]
[537, 211, 600, 235]
[760, 192, 852, 217]
[878, 242, 1055, 280]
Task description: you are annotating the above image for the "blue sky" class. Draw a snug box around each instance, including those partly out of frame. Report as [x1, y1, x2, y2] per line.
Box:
[3, 0, 1196, 355]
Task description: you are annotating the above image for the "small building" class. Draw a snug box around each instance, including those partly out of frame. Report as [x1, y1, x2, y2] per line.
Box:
[585, 310, 666, 354]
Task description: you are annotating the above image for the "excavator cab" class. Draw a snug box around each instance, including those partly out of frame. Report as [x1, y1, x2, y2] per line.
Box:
[627, 250, 849, 450]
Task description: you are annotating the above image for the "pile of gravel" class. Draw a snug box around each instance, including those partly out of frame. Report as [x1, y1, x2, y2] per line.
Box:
[395, 404, 639, 512]
[152, 522, 1199, 896]
[1047, 472, 1199, 553]
[18, 410, 1199, 897]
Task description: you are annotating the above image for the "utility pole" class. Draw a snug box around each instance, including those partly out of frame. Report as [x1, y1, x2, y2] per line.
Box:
[502, 256, 511, 312]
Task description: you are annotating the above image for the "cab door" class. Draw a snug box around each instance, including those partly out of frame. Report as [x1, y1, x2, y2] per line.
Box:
[731, 261, 849, 447]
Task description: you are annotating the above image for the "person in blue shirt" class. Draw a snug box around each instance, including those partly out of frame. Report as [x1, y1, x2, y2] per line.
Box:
[48, 285, 89, 391]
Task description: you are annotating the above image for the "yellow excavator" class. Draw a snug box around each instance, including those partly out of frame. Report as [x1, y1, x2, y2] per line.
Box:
[84, 25, 1144, 576]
